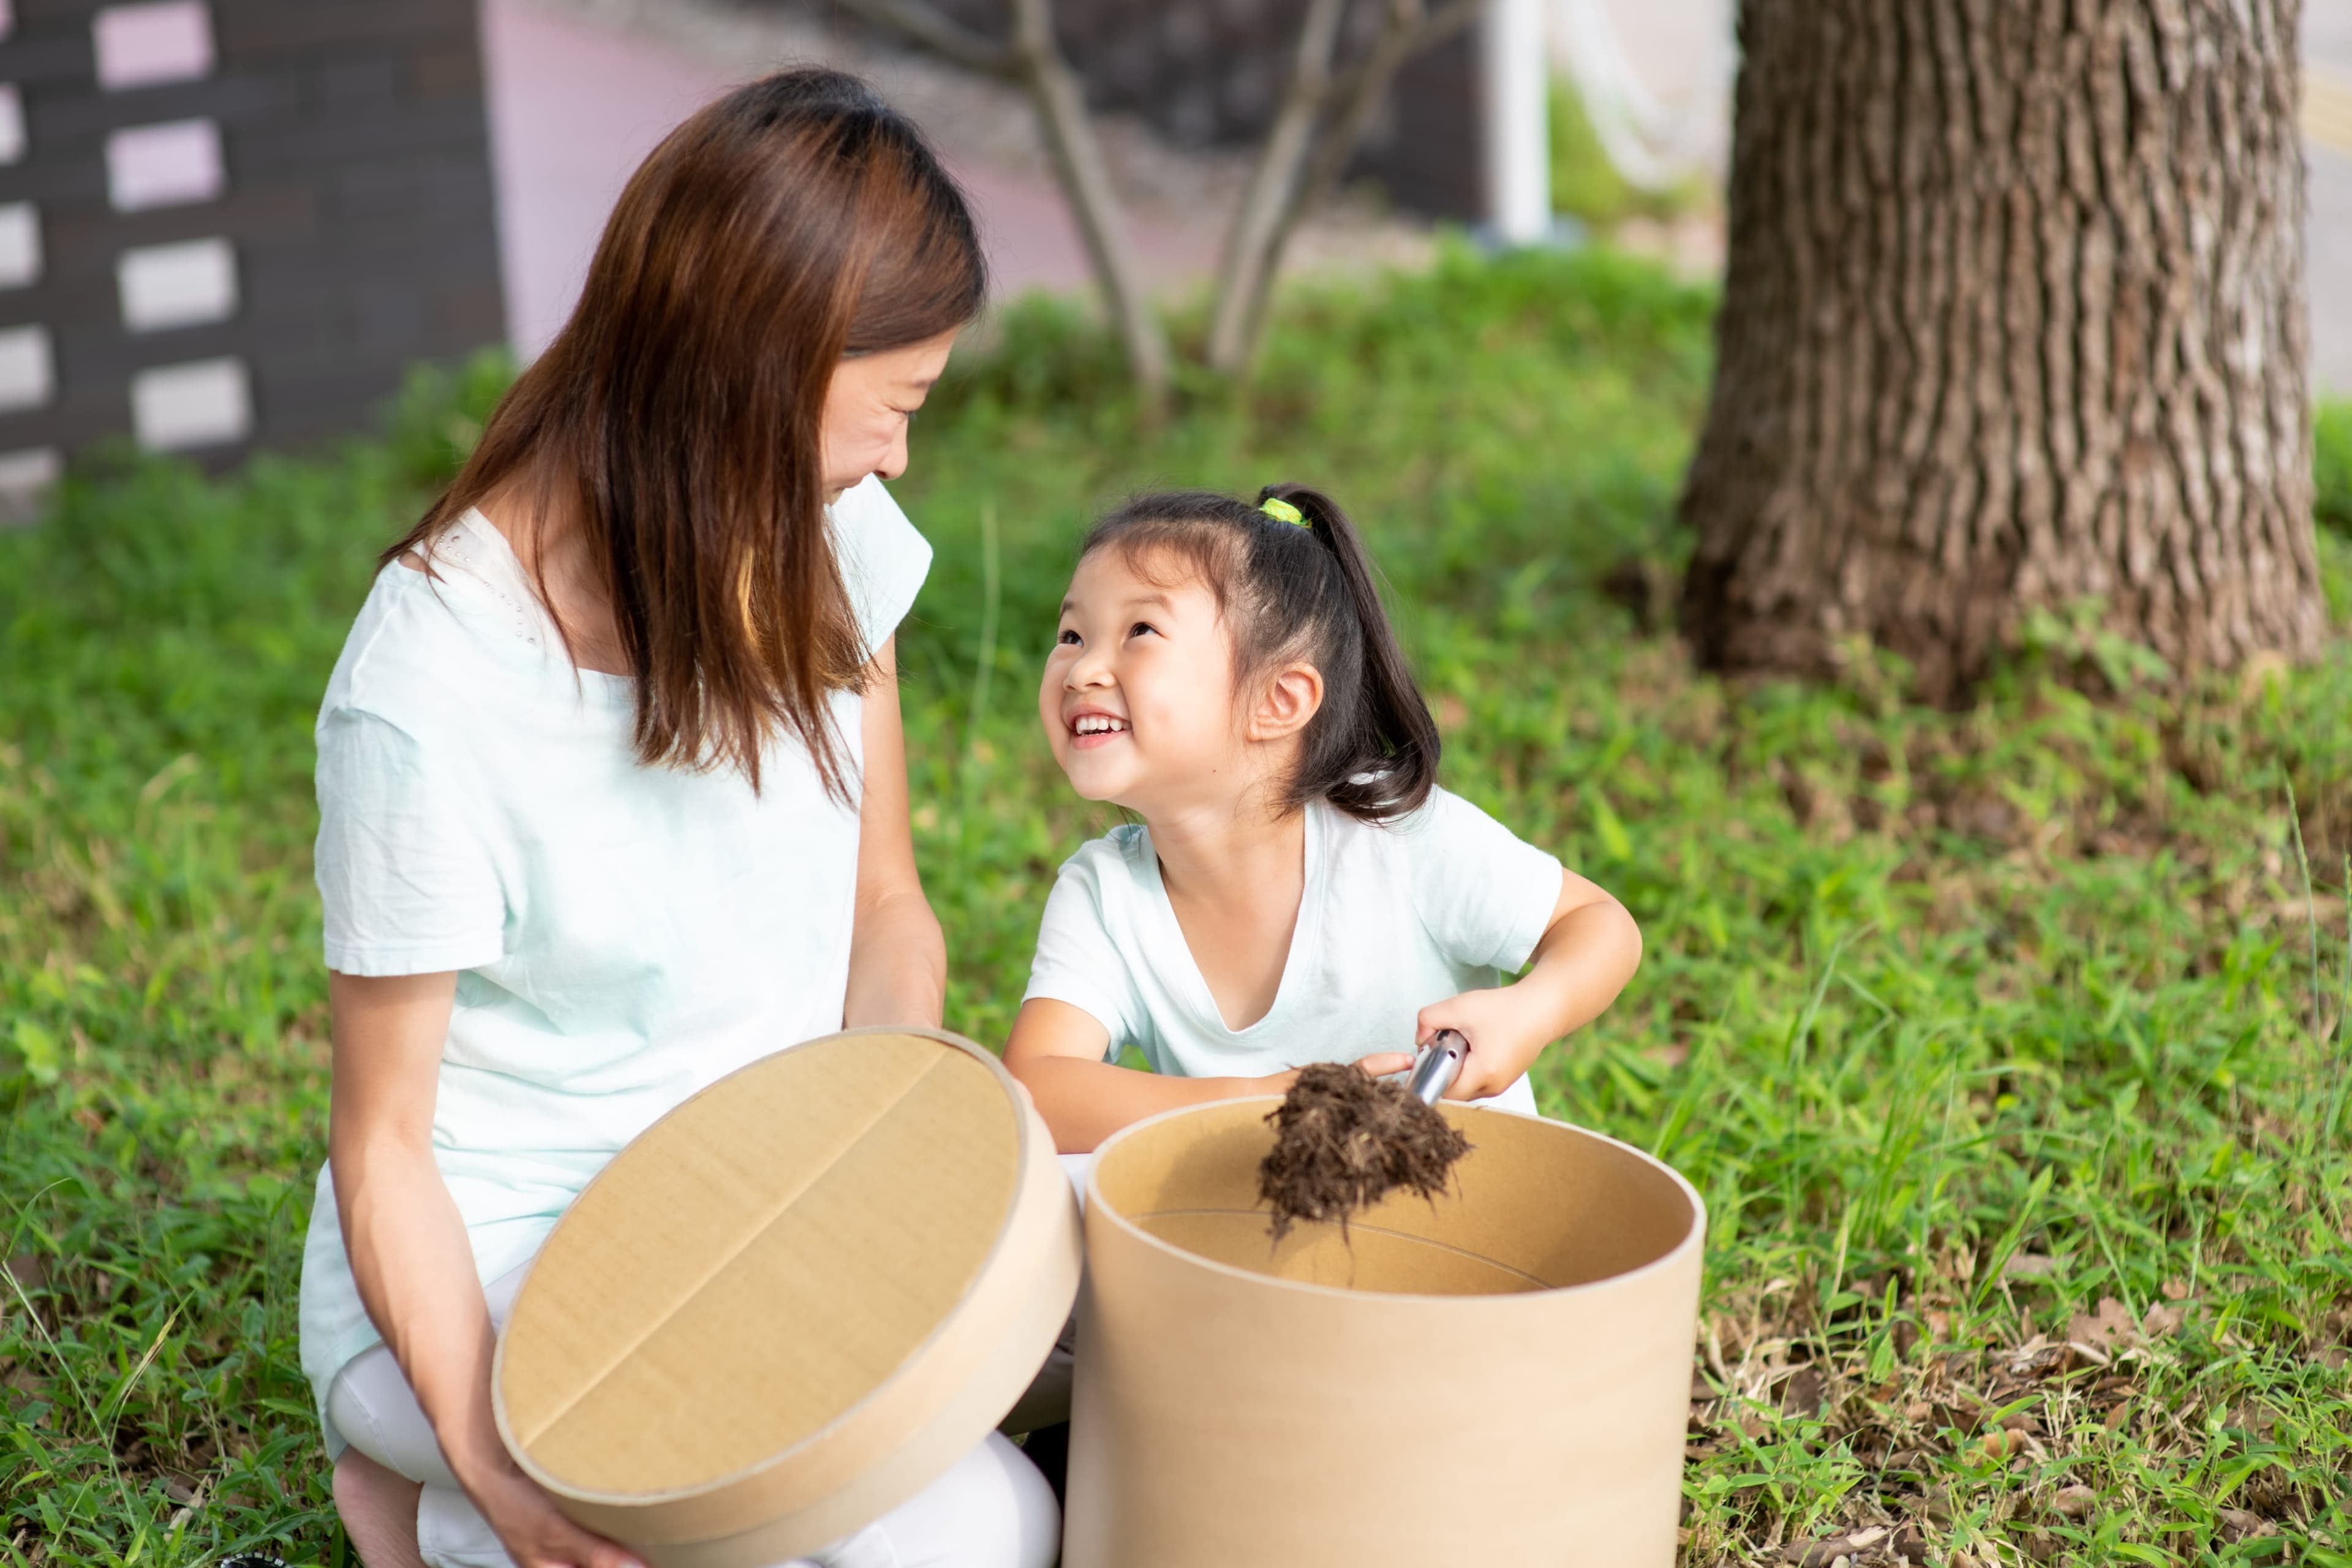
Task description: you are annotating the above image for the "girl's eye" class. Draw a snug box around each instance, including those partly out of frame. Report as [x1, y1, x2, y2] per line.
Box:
[1057, 629, 1081, 646]
[1129, 622, 1158, 639]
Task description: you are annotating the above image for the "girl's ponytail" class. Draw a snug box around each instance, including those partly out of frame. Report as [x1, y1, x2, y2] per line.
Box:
[1257, 483, 1441, 820]
[1080, 480, 1441, 824]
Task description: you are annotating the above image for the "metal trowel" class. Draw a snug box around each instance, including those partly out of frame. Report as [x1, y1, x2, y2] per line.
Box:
[1402, 1028, 1469, 1104]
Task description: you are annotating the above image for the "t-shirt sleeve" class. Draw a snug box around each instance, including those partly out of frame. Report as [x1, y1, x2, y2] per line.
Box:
[830, 475, 934, 662]
[1403, 788, 1565, 973]
[314, 705, 506, 976]
[1022, 846, 1147, 1058]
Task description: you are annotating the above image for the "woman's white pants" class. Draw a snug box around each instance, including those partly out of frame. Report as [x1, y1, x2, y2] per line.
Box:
[325, 1264, 1060, 1568]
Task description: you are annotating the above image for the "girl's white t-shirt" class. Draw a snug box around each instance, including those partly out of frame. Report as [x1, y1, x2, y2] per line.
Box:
[296, 477, 930, 1449]
[1023, 791, 1563, 1114]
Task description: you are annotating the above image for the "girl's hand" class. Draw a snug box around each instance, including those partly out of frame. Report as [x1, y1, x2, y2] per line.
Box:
[1414, 989, 1548, 1100]
[1246, 1054, 1414, 1099]
[1415, 869, 1645, 1101]
[464, 1455, 643, 1568]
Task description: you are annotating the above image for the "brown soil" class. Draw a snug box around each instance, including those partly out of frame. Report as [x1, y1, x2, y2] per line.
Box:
[1257, 1063, 1471, 1242]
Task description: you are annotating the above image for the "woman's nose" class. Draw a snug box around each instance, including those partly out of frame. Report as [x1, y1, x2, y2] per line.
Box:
[875, 428, 910, 482]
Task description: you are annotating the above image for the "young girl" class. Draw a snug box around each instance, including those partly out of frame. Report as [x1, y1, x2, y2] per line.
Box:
[1004, 484, 1642, 1153]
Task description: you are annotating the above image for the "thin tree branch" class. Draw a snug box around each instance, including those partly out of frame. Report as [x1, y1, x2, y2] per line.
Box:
[828, 0, 1019, 77]
[1229, 0, 1487, 374]
[1204, 0, 1351, 373]
[1006, 0, 1170, 413]
[837, 0, 1170, 413]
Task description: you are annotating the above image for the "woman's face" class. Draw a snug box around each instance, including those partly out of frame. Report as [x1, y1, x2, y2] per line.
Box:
[820, 329, 960, 501]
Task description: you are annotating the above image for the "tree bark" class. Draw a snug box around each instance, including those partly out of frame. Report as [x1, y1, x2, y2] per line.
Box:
[1678, 0, 2326, 701]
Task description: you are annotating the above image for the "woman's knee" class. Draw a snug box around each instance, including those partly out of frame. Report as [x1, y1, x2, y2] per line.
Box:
[864, 1432, 1059, 1568]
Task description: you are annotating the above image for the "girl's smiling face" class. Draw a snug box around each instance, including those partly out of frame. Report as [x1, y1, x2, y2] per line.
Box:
[1042, 546, 1246, 815]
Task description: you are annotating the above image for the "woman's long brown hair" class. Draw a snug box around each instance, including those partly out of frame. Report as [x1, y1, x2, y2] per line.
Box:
[385, 70, 985, 799]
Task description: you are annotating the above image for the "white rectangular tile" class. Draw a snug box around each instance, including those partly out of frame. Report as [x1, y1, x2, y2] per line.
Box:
[0, 86, 23, 165]
[105, 118, 224, 211]
[118, 236, 236, 330]
[0, 203, 39, 288]
[132, 355, 251, 449]
[0, 324, 53, 411]
[94, 2, 214, 91]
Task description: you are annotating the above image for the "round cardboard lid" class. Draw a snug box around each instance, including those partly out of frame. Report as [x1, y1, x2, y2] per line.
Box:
[494, 1027, 1034, 1507]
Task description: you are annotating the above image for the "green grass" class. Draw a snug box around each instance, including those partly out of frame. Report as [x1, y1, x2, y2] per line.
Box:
[4, 244, 2351, 1566]
[2318, 396, 2352, 542]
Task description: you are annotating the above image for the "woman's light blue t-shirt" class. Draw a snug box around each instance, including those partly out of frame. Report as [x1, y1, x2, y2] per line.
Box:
[296, 478, 930, 1449]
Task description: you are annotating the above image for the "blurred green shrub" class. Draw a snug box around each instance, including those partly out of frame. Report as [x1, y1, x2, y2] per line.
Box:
[2318, 394, 2352, 538]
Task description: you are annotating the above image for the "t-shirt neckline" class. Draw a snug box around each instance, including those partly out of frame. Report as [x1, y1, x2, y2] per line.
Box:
[1136, 801, 1327, 1041]
[439, 508, 636, 700]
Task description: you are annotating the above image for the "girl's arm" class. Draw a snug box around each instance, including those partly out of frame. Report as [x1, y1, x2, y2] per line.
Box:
[845, 637, 947, 1030]
[1004, 998, 1376, 1155]
[1417, 870, 1643, 1101]
[329, 971, 639, 1568]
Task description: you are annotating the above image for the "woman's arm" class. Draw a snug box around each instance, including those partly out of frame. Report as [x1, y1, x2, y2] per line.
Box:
[1002, 998, 1390, 1153]
[1415, 870, 1643, 1100]
[330, 971, 638, 1568]
[845, 637, 947, 1030]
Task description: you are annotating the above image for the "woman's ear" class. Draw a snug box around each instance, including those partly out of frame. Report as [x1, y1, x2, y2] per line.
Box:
[1248, 662, 1324, 744]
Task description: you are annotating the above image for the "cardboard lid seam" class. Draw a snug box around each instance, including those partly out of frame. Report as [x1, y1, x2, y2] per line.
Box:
[510, 1051, 965, 1450]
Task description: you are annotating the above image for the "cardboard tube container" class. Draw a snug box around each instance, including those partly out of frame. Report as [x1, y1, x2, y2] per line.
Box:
[493, 1027, 1082, 1567]
[1066, 1099, 1705, 1567]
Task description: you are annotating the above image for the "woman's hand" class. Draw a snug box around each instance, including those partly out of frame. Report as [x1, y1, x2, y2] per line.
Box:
[462, 1455, 644, 1568]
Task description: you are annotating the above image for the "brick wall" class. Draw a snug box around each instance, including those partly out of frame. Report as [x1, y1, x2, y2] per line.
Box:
[0, 0, 503, 491]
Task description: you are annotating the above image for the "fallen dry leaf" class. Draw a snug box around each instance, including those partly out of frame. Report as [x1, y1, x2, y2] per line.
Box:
[1781, 1364, 1827, 1415]
[2051, 1483, 2096, 1520]
[1981, 1427, 2027, 1459]
[1784, 1534, 1882, 1567]
[2218, 1508, 2276, 1543]
[2141, 1302, 2188, 1337]
[2003, 1251, 2060, 1280]
[2068, 1296, 2138, 1353]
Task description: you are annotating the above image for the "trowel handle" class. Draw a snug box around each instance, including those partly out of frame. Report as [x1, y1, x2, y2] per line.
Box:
[1406, 1029, 1468, 1105]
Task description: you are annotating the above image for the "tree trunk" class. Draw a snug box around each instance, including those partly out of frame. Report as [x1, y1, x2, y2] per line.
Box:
[1679, 0, 2326, 702]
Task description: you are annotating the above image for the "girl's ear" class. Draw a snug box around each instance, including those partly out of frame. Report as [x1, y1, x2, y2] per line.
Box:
[1247, 661, 1324, 744]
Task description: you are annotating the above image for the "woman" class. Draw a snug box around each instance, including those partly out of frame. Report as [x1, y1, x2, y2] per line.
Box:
[299, 72, 1057, 1568]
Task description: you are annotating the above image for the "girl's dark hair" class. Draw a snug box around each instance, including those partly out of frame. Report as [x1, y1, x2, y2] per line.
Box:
[1081, 483, 1441, 822]
[385, 69, 986, 798]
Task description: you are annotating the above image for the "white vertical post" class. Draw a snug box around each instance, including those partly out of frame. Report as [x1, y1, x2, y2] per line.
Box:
[1481, 0, 1552, 244]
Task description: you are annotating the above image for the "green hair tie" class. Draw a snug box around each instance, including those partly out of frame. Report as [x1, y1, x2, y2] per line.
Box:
[1259, 496, 1306, 526]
